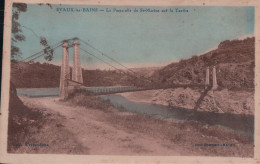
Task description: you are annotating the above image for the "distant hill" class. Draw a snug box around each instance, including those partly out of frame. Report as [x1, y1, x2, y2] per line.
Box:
[130, 67, 161, 77]
[10, 62, 139, 88]
[151, 37, 255, 90]
[11, 37, 254, 90]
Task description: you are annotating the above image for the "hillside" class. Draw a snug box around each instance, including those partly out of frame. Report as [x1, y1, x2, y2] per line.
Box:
[152, 37, 255, 90]
[130, 67, 161, 78]
[10, 62, 139, 88]
[11, 37, 254, 90]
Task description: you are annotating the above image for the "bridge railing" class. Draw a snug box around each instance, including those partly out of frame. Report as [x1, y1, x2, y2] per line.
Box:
[80, 86, 138, 95]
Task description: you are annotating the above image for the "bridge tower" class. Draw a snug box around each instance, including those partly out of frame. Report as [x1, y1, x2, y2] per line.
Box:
[59, 39, 84, 99]
[212, 66, 218, 90]
[60, 41, 70, 99]
[72, 39, 83, 84]
[205, 67, 209, 88]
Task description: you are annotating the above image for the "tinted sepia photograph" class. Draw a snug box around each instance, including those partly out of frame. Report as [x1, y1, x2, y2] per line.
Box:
[2, 1, 257, 161]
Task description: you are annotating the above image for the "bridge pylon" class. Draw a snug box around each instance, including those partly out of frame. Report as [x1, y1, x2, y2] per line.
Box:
[205, 67, 209, 88]
[60, 41, 70, 99]
[205, 66, 218, 90]
[212, 66, 218, 90]
[72, 39, 83, 86]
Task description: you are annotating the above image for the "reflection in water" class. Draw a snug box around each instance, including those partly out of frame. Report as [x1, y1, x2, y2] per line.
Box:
[17, 88, 60, 97]
[99, 95, 254, 141]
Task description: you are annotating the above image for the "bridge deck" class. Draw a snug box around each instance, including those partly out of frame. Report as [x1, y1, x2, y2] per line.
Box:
[79, 84, 208, 95]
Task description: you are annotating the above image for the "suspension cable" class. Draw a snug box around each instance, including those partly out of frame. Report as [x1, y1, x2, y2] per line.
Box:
[78, 38, 155, 83]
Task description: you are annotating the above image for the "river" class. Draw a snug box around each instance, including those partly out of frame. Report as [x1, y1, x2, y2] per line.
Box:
[16, 88, 254, 140]
[99, 95, 254, 141]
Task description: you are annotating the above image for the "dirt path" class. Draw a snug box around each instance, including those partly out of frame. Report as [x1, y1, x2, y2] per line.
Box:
[19, 96, 189, 155]
[18, 96, 254, 157]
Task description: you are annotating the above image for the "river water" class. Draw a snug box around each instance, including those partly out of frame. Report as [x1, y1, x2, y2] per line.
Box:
[99, 95, 254, 141]
[16, 88, 254, 140]
[17, 88, 60, 97]
[16, 86, 136, 97]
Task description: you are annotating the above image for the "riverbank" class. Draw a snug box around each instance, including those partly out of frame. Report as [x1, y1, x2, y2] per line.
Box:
[8, 92, 254, 156]
[118, 88, 254, 115]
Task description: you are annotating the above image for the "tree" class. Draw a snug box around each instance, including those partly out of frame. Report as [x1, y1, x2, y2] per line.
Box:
[11, 3, 54, 61]
[11, 3, 27, 61]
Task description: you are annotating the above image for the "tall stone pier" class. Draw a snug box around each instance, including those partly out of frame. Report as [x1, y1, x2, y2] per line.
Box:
[72, 40, 83, 84]
[59, 42, 70, 99]
[205, 67, 209, 87]
[212, 66, 218, 90]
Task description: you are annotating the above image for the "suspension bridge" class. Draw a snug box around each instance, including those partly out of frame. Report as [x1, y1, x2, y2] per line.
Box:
[17, 37, 218, 99]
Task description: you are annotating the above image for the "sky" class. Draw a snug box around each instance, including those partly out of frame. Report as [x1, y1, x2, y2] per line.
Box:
[13, 4, 254, 69]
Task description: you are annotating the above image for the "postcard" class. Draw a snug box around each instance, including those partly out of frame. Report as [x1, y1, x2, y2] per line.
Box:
[0, 0, 259, 163]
